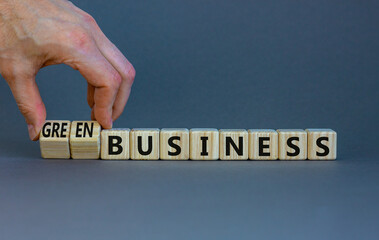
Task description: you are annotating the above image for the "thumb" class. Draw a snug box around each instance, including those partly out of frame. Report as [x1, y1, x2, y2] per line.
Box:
[5, 72, 46, 141]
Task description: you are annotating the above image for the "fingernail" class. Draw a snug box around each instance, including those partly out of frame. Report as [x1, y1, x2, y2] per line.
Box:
[109, 117, 113, 129]
[28, 124, 37, 141]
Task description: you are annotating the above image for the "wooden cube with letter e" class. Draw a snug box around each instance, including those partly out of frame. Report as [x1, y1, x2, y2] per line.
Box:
[248, 129, 278, 160]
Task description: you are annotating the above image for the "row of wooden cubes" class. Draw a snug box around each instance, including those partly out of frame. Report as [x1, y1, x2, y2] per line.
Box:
[39, 121, 337, 160]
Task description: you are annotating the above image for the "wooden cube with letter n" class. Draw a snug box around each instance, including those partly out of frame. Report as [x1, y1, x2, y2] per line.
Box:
[248, 129, 278, 160]
[306, 129, 337, 160]
[160, 128, 189, 160]
[70, 121, 101, 159]
[190, 128, 219, 160]
[219, 129, 248, 160]
[277, 129, 307, 160]
[40, 120, 71, 159]
[130, 128, 160, 160]
[101, 128, 130, 160]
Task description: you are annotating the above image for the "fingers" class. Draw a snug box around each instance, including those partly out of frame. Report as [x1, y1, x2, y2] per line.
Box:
[65, 46, 121, 129]
[91, 30, 136, 120]
[87, 84, 95, 108]
[3, 70, 46, 141]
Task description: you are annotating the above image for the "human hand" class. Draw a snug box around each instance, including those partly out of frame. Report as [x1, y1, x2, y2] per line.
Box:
[0, 0, 135, 140]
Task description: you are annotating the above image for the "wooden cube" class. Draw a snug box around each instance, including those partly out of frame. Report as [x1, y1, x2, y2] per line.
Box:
[70, 121, 101, 159]
[219, 129, 248, 160]
[248, 129, 278, 160]
[130, 128, 160, 160]
[190, 128, 219, 160]
[277, 129, 307, 160]
[101, 128, 130, 160]
[306, 129, 337, 160]
[39, 120, 71, 159]
[160, 128, 189, 160]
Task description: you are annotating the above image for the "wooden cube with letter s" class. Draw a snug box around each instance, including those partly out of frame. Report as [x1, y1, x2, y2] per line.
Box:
[306, 129, 337, 160]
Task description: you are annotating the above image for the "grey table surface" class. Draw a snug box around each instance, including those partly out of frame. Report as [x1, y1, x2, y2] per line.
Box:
[0, 0, 378, 239]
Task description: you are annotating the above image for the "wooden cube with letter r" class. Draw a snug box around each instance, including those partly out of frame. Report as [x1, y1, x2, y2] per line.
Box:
[101, 128, 130, 160]
[40, 120, 71, 159]
[70, 121, 101, 159]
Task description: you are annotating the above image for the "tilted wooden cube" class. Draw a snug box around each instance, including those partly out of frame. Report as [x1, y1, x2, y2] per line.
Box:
[306, 129, 337, 160]
[277, 129, 307, 160]
[39, 120, 71, 159]
[130, 128, 160, 160]
[248, 129, 278, 160]
[190, 128, 219, 160]
[101, 128, 130, 160]
[219, 129, 248, 160]
[70, 121, 101, 159]
[160, 128, 189, 160]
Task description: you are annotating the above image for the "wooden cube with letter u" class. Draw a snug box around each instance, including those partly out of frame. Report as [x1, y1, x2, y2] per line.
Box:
[101, 128, 130, 160]
[130, 128, 160, 160]
[70, 121, 101, 159]
[219, 129, 248, 160]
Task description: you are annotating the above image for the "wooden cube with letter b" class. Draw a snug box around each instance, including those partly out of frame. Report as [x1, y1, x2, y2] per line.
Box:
[306, 129, 337, 160]
[70, 121, 101, 159]
[219, 129, 248, 160]
[248, 129, 278, 160]
[40, 120, 71, 159]
[130, 128, 160, 160]
[190, 128, 219, 160]
[160, 128, 189, 160]
[101, 128, 130, 160]
[277, 129, 307, 160]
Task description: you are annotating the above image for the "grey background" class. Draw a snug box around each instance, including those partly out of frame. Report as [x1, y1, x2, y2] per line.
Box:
[0, 0, 378, 239]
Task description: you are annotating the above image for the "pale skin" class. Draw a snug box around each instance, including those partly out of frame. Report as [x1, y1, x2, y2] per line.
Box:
[0, 0, 136, 140]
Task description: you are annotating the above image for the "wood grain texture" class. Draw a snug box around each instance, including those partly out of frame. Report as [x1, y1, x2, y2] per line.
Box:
[69, 121, 101, 159]
[160, 128, 189, 160]
[130, 128, 160, 160]
[277, 129, 307, 160]
[190, 128, 219, 160]
[306, 129, 337, 160]
[39, 120, 71, 159]
[248, 129, 278, 160]
[219, 129, 248, 160]
[101, 129, 130, 160]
